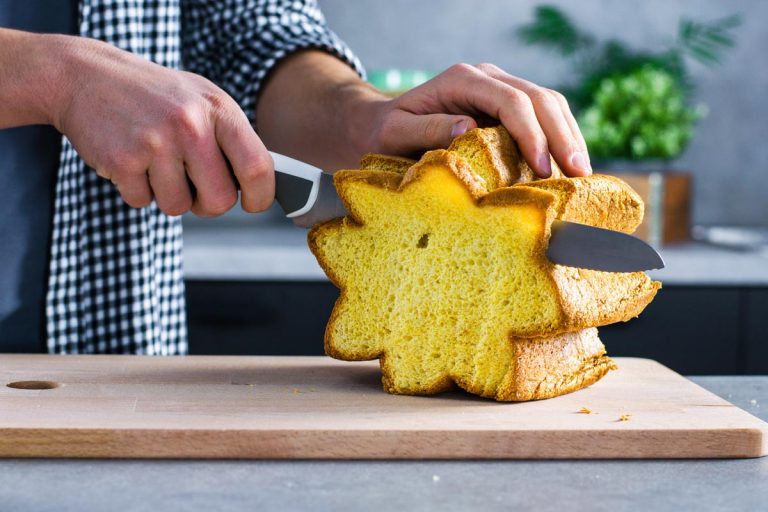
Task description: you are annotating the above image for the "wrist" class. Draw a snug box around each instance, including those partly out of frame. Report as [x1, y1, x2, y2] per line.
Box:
[335, 80, 391, 159]
[0, 30, 63, 127]
[37, 34, 84, 131]
[11, 32, 78, 128]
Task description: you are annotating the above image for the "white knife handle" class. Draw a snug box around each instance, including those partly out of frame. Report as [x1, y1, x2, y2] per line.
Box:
[269, 151, 323, 218]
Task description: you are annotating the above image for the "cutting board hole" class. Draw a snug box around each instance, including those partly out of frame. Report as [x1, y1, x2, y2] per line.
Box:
[7, 380, 60, 390]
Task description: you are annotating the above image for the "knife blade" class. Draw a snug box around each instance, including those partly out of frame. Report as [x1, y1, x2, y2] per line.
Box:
[547, 220, 664, 272]
[270, 151, 665, 272]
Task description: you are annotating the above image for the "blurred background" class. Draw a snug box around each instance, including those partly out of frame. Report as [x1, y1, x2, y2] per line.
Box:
[183, 0, 768, 375]
[323, 0, 766, 228]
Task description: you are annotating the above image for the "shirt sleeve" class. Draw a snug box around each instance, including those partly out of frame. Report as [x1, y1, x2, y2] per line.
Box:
[181, 0, 366, 125]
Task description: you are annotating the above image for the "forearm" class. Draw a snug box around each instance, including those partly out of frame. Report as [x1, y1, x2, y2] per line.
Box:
[255, 50, 387, 170]
[0, 28, 71, 129]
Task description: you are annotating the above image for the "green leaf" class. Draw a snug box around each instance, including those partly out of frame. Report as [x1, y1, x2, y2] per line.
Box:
[516, 5, 593, 56]
[677, 14, 741, 67]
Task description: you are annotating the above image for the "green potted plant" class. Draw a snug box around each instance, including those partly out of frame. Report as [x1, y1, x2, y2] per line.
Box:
[578, 65, 703, 167]
[518, 6, 740, 244]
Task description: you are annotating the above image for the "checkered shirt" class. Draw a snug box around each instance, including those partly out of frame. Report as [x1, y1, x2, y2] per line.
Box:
[46, 0, 363, 354]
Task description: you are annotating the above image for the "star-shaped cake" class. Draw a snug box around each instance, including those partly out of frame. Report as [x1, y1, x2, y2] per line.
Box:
[309, 127, 660, 401]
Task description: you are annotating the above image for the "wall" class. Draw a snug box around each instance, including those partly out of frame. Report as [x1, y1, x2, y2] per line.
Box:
[318, 0, 768, 227]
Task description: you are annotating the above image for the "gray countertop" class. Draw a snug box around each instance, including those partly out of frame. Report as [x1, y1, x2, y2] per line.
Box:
[182, 225, 768, 285]
[1, 376, 766, 512]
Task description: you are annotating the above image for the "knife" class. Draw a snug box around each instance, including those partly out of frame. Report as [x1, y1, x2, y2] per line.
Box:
[270, 151, 664, 273]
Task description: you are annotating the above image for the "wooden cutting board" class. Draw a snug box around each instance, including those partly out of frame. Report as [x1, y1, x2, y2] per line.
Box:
[0, 355, 765, 459]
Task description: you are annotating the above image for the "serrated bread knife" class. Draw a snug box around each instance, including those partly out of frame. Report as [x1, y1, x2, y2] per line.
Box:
[270, 151, 664, 273]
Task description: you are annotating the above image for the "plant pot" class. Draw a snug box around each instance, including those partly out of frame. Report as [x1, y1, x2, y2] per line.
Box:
[594, 161, 691, 247]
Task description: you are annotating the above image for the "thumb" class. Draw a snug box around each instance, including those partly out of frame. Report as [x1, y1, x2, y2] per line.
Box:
[384, 111, 477, 154]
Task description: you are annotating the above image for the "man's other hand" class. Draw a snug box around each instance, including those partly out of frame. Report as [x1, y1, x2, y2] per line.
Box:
[366, 63, 592, 178]
[51, 36, 272, 216]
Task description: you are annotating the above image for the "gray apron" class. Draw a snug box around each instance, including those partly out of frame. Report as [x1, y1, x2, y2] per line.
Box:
[0, 0, 76, 352]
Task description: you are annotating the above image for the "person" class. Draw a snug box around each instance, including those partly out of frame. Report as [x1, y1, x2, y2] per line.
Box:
[0, 0, 592, 356]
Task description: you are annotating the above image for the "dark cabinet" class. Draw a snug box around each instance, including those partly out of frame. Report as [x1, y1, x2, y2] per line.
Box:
[599, 287, 743, 375]
[186, 281, 767, 375]
[746, 289, 768, 373]
[187, 281, 336, 356]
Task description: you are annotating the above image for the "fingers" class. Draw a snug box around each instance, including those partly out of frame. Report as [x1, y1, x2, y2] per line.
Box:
[378, 110, 477, 154]
[69, 55, 269, 217]
[147, 154, 192, 216]
[112, 173, 153, 209]
[96, 151, 154, 209]
[548, 88, 588, 153]
[494, 89, 554, 178]
[439, 64, 552, 177]
[472, 64, 592, 177]
[483, 69, 591, 177]
[546, 87, 591, 175]
[430, 63, 592, 177]
[214, 108, 274, 213]
[98, 98, 267, 217]
[522, 86, 590, 176]
[183, 123, 238, 218]
[549, 89, 591, 177]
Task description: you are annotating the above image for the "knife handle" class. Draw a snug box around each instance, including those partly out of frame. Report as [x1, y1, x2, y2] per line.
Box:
[186, 151, 323, 218]
[269, 152, 325, 218]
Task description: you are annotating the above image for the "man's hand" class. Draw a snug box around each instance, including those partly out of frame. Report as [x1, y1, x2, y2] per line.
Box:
[257, 52, 590, 178]
[56, 35, 275, 216]
[0, 29, 273, 217]
[367, 63, 591, 178]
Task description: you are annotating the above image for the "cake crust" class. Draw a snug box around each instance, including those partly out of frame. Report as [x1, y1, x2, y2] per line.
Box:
[523, 174, 644, 233]
[448, 125, 565, 189]
[360, 153, 417, 174]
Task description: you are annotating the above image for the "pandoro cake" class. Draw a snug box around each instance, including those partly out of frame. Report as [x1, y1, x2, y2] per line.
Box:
[309, 126, 660, 401]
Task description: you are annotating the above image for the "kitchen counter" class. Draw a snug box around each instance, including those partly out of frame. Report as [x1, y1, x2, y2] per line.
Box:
[182, 225, 768, 285]
[1, 376, 765, 512]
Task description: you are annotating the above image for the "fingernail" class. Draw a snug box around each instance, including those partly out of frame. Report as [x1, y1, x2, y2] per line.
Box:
[451, 119, 469, 138]
[538, 154, 552, 178]
[571, 151, 592, 175]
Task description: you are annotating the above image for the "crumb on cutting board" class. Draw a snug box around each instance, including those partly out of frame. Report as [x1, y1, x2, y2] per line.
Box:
[618, 414, 632, 422]
[288, 387, 317, 394]
[578, 407, 592, 414]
